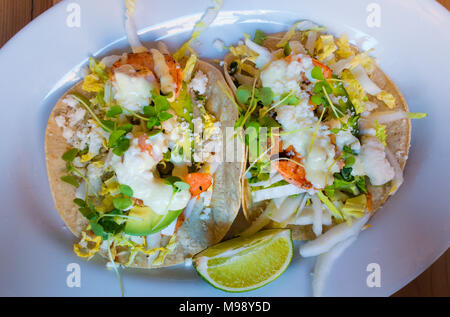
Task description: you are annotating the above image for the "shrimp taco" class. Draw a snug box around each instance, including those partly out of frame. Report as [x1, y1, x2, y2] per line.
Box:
[45, 2, 242, 269]
[223, 22, 426, 243]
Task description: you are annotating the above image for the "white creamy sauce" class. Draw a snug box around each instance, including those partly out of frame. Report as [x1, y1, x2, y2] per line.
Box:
[109, 137, 191, 215]
[261, 54, 314, 99]
[274, 103, 338, 189]
[261, 54, 339, 189]
[113, 71, 153, 112]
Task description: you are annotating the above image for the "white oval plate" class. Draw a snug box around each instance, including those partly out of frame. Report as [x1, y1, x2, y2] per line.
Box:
[0, 0, 449, 296]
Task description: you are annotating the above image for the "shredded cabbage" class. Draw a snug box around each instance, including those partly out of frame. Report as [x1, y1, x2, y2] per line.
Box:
[341, 69, 367, 114]
[173, 0, 223, 61]
[276, 20, 324, 48]
[183, 53, 198, 83]
[152, 234, 177, 265]
[82, 74, 104, 93]
[342, 194, 367, 219]
[331, 52, 374, 75]
[73, 231, 102, 258]
[377, 91, 396, 108]
[335, 35, 354, 59]
[314, 35, 337, 61]
[374, 120, 387, 146]
[317, 191, 343, 220]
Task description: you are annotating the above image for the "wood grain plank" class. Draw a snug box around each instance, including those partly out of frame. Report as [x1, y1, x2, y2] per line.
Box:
[32, 0, 55, 19]
[0, 0, 32, 47]
[394, 249, 449, 297]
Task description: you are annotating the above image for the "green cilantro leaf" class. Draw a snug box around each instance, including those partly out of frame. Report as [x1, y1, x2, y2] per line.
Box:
[62, 148, 79, 162]
[61, 175, 79, 187]
[108, 130, 126, 147]
[311, 66, 325, 80]
[113, 196, 132, 210]
[154, 95, 171, 113]
[106, 106, 123, 118]
[236, 85, 253, 105]
[253, 30, 267, 45]
[158, 111, 173, 122]
[119, 184, 133, 197]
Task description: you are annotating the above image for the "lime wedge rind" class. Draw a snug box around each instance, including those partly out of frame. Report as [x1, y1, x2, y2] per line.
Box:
[193, 229, 293, 293]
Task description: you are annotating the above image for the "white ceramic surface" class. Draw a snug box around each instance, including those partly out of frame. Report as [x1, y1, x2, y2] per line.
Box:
[0, 0, 449, 296]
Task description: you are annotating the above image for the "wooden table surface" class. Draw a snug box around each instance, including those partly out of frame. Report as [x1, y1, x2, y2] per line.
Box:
[0, 0, 448, 297]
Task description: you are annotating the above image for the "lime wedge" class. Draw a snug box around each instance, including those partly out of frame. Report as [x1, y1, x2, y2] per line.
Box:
[193, 229, 293, 292]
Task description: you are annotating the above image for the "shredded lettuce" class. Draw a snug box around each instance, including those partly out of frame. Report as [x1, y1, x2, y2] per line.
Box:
[82, 58, 108, 92]
[317, 191, 343, 220]
[182, 53, 198, 83]
[174, 0, 223, 61]
[406, 112, 427, 119]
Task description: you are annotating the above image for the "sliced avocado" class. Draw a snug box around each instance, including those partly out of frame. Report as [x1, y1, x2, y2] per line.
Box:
[124, 206, 183, 236]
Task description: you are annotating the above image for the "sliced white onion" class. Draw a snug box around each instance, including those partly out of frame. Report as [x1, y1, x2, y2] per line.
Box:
[329, 56, 353, 75]
[183, 197, 198, 220]
[240, 201, 275, 237]
[269, 195, 303, 223]
[311, 194, 323, 236]
[299, 213, 370, 257]
[288, 207, 332, 226]
[289, 40, 307, 55]
[125, 16, 147, 54]
[362, 111, 409, 124]
[312, 235, 358, 297]
[350, 65, 381, 96]
[273, 196, 287, 209]
[296, 193, 310, 217]
[100, 55, 121, 68]
[245, 38, 273, 69]
[252, 184, 308, 203]
[305, 31, 318, 55]
[384, 147, 404, 195]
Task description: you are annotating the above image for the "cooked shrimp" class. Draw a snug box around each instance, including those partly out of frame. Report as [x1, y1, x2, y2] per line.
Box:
[111, 51, 183, 96]
[273, 144, 314, 190]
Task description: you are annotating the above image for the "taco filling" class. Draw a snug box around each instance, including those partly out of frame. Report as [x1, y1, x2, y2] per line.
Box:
[46, 43, 242, 272]
[223, 23, 425, 295]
